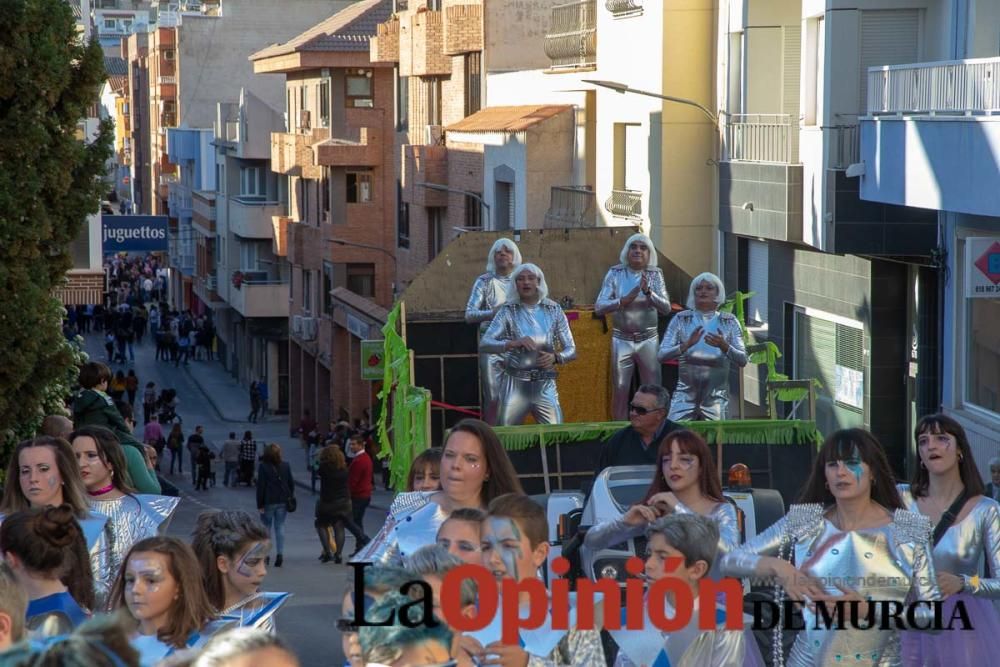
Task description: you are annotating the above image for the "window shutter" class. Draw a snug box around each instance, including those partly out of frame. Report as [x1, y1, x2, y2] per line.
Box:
[747, 241, 769, 325]
[859, 10, 920, 113]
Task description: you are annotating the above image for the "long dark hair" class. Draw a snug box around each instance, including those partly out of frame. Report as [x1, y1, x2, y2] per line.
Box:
[910, 413, 985, 499]
[798, 428, 902, 510]
[70, 425, 137, 493]
[190, 511, 269, 610]
[0, 437, 90, 519]
[640, 430, 725, 504]
[446, 419, 523, 505]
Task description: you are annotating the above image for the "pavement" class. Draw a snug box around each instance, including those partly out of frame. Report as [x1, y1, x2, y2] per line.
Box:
[77, 329, 392, 665]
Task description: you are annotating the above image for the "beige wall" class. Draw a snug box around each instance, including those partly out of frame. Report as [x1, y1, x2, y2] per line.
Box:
[484, 0, 563, 74]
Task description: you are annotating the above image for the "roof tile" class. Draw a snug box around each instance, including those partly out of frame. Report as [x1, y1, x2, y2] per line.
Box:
[250, 0, 392, 60]
[446, 105, 574, 133]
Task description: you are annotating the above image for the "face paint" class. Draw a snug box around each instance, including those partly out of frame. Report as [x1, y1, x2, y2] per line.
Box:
[845, 445, 864, 485]
[484, 517, 524, 581]
[124, 552, 179, 630]
[236, 542, 266, 578]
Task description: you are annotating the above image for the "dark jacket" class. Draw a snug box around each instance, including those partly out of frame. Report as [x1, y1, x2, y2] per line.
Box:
[316, 461, 352, 519]
[256, 460, 294, 509]
[596, 418, 683, 472]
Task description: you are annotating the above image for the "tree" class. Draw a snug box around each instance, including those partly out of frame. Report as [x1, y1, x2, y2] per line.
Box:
[0, 0, 113, 468]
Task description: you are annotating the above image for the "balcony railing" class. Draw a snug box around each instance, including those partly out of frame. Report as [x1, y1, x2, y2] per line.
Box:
[829, 124, 859, 170]
[544, 0, 596, 69]
[723, 114, 798, 164]
[544, 186, 595, 228]
[228, 278, 290, 319]
[229, 197, 283, 239]
[604, 188, 642, 219]
[867, 57, 1000, 116]
[606, 0, 642, 18]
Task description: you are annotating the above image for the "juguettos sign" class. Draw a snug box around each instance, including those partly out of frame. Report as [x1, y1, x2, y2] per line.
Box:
[101, 215, 169, 253]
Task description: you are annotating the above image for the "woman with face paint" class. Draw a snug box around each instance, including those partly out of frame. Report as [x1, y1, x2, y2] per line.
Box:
[354, 419, 523, 565]
[479, 263, 576, 426]
[70, 425, 179, 609]
[657, 272, 747, 421]
[595, 233, 672, 421]
[111, 536, 230, 667]
[584, 430, 740, 580]
[897, 414, 1000, 664]
[0, 506, 94, 637]
[191, 510, 291, 632]
[721, 429, 942, 667]
[467, 238, 523, 425]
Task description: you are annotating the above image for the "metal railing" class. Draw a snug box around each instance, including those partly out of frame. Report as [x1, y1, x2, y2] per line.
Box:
[723, 114, 798, 164]
[544, 0, 596, 69]
[544, 186, 595, 228]
[867, 57, 1000, 116]
[829, 123, 859, 169]
[606, 0, 642, 17]
[604, 188, 642, 219]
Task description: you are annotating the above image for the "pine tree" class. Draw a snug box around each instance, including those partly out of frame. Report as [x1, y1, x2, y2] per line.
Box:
[0, 0, 113, 465]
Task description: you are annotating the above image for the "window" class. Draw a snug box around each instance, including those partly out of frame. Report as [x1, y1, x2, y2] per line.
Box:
[239, 166, 263, 197]
[346, 263, 375, 298]
[465, 193, 482, 229]
[346, 69, 374, 108]
[747, 240, 768, 326]
[322, 261, 334, 315]
[427, 78, 442, 126]
[319, 80, 330, 128]
[299, 85, 307, 116]
[302, 269, 314, 313]
[104, 18, 116, 30]
[347, 170, 373, 203]
[123, 19, 133, 31]
[321, 169, 331, 221]
[396, 70, 409, 130]
[397, 180, 410, 248]
[286, 88, 292, 131]
[164, 49, 175, 60]
[298, 179, 311, 224]
[793, 308, 864, 436]
[464, 52, 481, 116]
[239, 241, 259, 271]
[428, 208, 444, 260]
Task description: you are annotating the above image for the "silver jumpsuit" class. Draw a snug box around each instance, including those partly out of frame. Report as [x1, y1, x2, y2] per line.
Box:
[480, 300, 576, 426]
[466, 272, 513, 425]
[658, 310, 747, 421]
[721, 503, 942, 667]
[595, 265, 671, 421]
[350, 492, 447, 566]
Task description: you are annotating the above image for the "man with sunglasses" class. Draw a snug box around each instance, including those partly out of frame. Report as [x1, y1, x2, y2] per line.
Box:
[597, 384, 681, 472]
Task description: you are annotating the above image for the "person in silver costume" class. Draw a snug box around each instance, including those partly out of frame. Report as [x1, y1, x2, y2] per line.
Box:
[352, 419, 523, 566]
[479, 263, 576, 426]
[70, 426, 178, 610]
[897, 413, 1000, 663]
[585, 429, 740, 581]
[658, 272, 747, 421]
[466, 238, 522, 425]
[595, 233, 672, 421]
[721, 429, 943, 667]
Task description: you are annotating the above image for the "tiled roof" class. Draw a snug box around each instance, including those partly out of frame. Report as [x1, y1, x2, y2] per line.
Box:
[250, 0, 392, 60]
[104, 56, 128, 77]
[108, 75, 129, 94]
[446, 105, 574, 133]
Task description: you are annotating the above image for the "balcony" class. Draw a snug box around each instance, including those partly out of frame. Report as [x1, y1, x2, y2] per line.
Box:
[193, 273, 225, 306]
[272, 215, 290, 257]
[158, 172, 177, 199]
[229, 197, 284, 239]
[406, 10, 450, 77]
[215, 102, 239, 144]
[544, 0, 596, 70]
[168, 181, 192, 219]
[860, 57, 1000, 219]
[313, 110, 383, 167]
[604, 188, 641, 219]
[605, 0, 642, 18]
[228, 276, 289, 319]
[270, 132, 323, 179]
[370, 16, 399, 63]
[403, 144, 448, 207]
[443, 4, 482, 55]
[192, 190, 216, 235]
[543, 186, 595, 228]
[723, 114, 798, 164]
[829, 123, 859, 170]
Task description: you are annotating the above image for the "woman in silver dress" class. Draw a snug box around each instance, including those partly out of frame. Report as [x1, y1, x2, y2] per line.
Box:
[897, 413, 1000, 664]
[353, 419, 523, 566]
[480, 263, 577, 426]
[191, 510, 290, 632]
[466, 238, 522, 425]
[721, 428, 942, 667]
[658, 272, 747, 420]
[70, 425, 178, 608]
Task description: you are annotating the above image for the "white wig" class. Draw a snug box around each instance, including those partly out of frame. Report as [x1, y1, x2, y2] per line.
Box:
[506, 263, 549, 303]
[685, 272, 726, 310]
[619, 233, 658, 268]
[486, 238, 523, 273]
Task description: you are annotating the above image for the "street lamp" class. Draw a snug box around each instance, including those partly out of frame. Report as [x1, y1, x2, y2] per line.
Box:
[416, 183, 492, 232]
[582, 79, 719, 126]
[327, 237, 398, 300]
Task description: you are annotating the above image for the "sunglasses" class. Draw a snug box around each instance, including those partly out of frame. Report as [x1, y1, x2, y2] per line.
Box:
[629, 403, 663, 416]
[336, 618, 358, 633]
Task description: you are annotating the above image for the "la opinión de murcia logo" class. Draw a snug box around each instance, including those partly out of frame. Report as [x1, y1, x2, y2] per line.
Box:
[103, 227, 168, 243]
[350, 560, 972, 642]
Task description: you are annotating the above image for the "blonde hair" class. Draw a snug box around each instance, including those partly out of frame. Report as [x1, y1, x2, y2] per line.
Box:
[685, 272, 726, 310]
[486, 238, 522, 273]
[619, 233, 658, 268]
[505, 263, 549, 303]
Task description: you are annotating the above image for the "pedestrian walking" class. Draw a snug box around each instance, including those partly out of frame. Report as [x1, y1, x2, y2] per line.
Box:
[315, 445, 370, 563]
[175, 332, 191, 367]
[186, 425, 206, 485]
[347, 434, 373, 531]
[247, 381, 260, 423]
[142, 381, 157, 423]
[125, 369, 139, 405]
[256, 443, 295, 568]
[239, 431, 257, 486]
[143, 416, 165, 471]
[167, 423, 184, 475]
[257, 380, 269, 418]
[195, 444, 216, 490]
[220, 432, 240, 487]
[108, 370, 127, 402]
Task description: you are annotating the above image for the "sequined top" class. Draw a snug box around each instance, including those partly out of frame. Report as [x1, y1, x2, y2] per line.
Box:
[466, 272, 513, 333]
[527, 628, 606, 667]
[480, 300, 577, 371]
[220, 591, 291, 633]
[594, 265, 671, 334]
[350, 492, 449, 566]
[721, 504, 941, 667]
[897, 484, 1000, 598]
[583, 499, 740, 580]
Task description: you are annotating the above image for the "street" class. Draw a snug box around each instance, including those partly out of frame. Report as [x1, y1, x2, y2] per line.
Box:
[80, 330, 392, 666]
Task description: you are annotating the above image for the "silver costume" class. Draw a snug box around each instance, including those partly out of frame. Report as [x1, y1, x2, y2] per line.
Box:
[480, 300, 577, 425]
[220, 591, 291, 633]
[584, 500, 740, 580]
[351, 492, 447, 566]
[89, 494, 179, 608]
[721, 503, 942, 667]
[595, 264, 671, 421]
[658, 310, 747, 421]
[466, 271, 513, 425]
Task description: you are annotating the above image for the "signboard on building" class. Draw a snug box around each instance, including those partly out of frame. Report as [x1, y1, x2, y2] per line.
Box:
[102, 215, 169, 254]
[966, 237, 1000, 298]
[834, 364, 864, 410]
[346, 313, 370, 339]
[360, 340, 385, 381]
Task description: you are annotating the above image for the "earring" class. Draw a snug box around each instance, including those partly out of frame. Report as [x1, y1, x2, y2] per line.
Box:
[920, 461, 926, 469]
[959, 453, 965, 462]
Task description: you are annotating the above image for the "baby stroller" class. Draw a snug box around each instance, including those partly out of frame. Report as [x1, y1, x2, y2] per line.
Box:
[157, 388, 182, 424]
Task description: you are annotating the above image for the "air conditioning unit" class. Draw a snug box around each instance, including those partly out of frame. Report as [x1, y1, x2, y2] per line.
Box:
[206, 275, 217, 291]
[292, 315, 303, 337]
[424, 124, 442, 145]
[299, 109, 311, 132]
[301, 317, 318, 341]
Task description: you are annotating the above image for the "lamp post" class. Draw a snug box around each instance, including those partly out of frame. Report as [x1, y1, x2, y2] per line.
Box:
[416, 183, 492, 232]
[327, 237, 398, 301]
[582, 79, 719, 125]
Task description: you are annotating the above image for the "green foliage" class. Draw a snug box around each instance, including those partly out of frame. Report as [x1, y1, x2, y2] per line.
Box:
[0, 0, 113, 470]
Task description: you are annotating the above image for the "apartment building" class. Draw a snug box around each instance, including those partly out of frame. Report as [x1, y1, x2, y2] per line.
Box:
[93, 4, 151, 56]
[125, 31, 151, 213]
[856, 0, 1000, 463]
[252, 0, 396, 425]
[715, 0, 962, 472]
[148, 25, 178, 217]
[101, 56, 132, 200]
[165, 125, 214, 308]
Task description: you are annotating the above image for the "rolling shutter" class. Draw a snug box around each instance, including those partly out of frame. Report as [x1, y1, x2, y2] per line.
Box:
[794, 309, 865, 434]
[747, 240, 769, 325]
[859, 10, 921, 113]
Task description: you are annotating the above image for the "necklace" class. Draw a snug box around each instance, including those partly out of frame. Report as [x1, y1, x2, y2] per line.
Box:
[89, 483, 115, 496]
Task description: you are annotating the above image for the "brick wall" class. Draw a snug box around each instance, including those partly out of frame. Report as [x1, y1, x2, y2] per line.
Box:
[443, 3, 483, 55]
